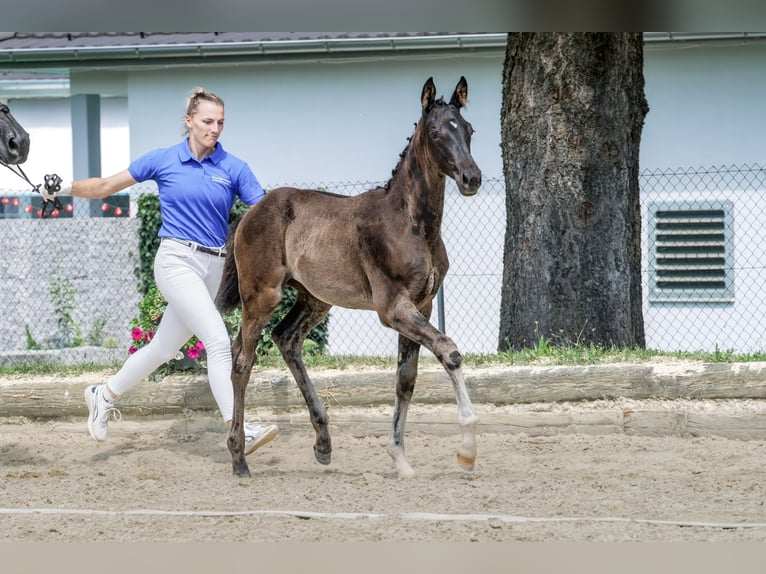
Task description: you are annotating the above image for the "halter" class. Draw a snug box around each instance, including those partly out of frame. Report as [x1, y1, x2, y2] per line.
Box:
[0, 159, 60, 218]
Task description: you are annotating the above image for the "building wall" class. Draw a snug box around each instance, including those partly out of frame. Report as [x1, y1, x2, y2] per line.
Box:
[2, 39, 766, 356]
[642, 40, 766, 169]
[7, 40, 766, 189]
[118, 54, 505, 186]
[641, 186, 766, 353]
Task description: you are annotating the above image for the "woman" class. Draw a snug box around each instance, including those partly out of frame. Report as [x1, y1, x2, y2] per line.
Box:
[42, 87, 278, 455]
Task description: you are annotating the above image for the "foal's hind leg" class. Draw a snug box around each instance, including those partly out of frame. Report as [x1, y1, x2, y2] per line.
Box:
[229, 329, 253, 478]
[386, 334, 421, 479]
[228, 280, 284, 478]
[271, 290, 333, 465]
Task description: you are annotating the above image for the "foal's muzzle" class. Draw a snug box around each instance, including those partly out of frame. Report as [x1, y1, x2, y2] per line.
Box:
[1, 131, 30, 165]
[456, 165, 482, 196]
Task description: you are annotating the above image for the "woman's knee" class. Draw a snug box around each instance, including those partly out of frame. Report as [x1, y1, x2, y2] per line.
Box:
[203, 332, 233, 360]
[146, 343, 184, 364]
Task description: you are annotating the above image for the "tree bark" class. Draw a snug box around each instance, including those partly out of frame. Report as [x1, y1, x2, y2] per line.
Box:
[498, 33, 648, 351]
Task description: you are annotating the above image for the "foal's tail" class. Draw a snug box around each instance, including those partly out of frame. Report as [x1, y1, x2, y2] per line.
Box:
[215, 214, 244, 314]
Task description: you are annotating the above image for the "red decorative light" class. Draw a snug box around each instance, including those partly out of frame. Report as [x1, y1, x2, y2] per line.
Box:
[24, 205, 33, 213]
[1, 197, 8, 205]
[36, 209, 43, 218]
[114, 207, 123, 216]
[102, 203, 110, 212]
[65, 203, 74, 213]
[51, 209, 60, 217]
[11, 198, 19, 206]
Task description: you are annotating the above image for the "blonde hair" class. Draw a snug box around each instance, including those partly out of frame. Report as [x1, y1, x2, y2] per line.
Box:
[182, 87, 225, 136]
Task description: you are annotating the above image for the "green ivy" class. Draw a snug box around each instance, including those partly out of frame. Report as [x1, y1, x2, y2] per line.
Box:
[133, 193, 329, 363]
[49, 270, 82, 348]
[135, 193, 162, 296]
[228, 197, 249, 223]
[24, 256, 109, 350]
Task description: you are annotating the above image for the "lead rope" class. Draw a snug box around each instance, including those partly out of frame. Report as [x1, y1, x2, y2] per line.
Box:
[0, 160, 61, 218]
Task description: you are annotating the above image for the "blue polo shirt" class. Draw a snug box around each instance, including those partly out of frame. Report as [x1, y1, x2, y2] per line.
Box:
[128, 139, 265, 247]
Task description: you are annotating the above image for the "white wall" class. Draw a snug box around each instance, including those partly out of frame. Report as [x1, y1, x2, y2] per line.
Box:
[641, 186, 766, 353]
[119, 54, 504, 187]
[1, 53, 504, 192]
[10, 40, 766, 193]
[642, 41, 766, 170]
[638, 40, 766, 353]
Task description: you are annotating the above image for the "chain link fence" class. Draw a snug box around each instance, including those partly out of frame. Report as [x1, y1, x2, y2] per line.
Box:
[1, 166, 765, 363]
[642, 165, 766, 353]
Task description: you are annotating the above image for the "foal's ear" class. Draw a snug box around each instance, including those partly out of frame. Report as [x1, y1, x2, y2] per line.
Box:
[449, 76, 469, 109]
[421, 77, 436, 112]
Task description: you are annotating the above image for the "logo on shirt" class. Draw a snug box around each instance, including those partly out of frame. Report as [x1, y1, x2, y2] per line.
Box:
[211, 175, 231, 186]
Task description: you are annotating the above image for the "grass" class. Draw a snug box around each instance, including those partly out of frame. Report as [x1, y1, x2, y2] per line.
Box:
[3, 340, 766, 377]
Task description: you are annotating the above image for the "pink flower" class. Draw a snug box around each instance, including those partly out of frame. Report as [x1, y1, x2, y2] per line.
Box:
[186, 346, 200, 359]
[145, 330, 154, 343]
[195, 340, 205, 351]
[129, 346, 138, 354]
[132, 327, 144, 341]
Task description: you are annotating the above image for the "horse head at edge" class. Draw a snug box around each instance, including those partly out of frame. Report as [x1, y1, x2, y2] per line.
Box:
[0, 102, 30, 165]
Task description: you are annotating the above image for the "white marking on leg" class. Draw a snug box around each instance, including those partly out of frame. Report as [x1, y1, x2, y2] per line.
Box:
[450, 367, 478, 470]
[387, 440, 415, 479]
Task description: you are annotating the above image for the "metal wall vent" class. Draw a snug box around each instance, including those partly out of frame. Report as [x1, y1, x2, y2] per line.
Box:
[648, 201, 734, 303]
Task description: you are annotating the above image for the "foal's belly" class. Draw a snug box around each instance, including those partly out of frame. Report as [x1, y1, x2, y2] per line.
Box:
[300, 279, 375, 310]
[285, 235, 440, 311]
[289, 265, 375, 311]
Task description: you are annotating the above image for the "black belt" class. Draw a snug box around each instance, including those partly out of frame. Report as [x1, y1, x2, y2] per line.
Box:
[164, 238, 226, 257]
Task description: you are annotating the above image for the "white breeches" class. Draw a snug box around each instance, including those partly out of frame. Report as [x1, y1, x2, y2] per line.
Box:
[107, 239, 234, 422]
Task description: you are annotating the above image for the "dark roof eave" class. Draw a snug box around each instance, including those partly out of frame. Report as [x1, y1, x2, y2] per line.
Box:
[4, 33, 766, 71]
[0, 34, 509, 70]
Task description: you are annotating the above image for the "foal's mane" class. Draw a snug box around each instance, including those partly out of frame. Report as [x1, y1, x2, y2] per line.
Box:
[384, 96, 449, 191]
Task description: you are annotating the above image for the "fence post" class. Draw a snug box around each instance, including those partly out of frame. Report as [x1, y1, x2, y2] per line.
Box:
[437, 285, 445, 333]
[70, 94, 101, 218]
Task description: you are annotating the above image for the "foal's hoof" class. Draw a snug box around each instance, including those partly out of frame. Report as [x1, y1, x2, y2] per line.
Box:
[457, 453, 475, 471]
[233, 460, 252, 478]
[397, 466, 416, 480]
[313, 446, 332, 465]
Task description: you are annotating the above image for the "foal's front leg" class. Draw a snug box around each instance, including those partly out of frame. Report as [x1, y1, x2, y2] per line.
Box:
[386, 334, 420, 479]
[385, 301, 478, 473]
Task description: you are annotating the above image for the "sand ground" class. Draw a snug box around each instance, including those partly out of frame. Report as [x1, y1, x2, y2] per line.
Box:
[2, 397, 766, 542]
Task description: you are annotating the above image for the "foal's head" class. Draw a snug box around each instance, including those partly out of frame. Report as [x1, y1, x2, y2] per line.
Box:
[419, 76, 482, 196]
[0, 103, 30, 165]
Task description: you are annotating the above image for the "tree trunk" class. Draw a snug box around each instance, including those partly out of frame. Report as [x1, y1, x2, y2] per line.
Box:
[498, 33, 648, 351]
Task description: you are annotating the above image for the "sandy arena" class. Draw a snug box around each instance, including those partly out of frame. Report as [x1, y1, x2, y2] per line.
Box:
[2, 394, 766, 542]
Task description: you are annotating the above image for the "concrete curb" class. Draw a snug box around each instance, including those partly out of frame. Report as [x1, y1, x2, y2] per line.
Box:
[0, 347, 124, 368]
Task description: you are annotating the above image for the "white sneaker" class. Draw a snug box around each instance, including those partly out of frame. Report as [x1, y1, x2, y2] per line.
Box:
[84, 384, 121, 441]
[244, 420, 279, 455]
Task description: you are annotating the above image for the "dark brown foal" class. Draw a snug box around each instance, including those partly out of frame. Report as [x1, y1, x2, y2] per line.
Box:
[217, 76, 482, 478]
